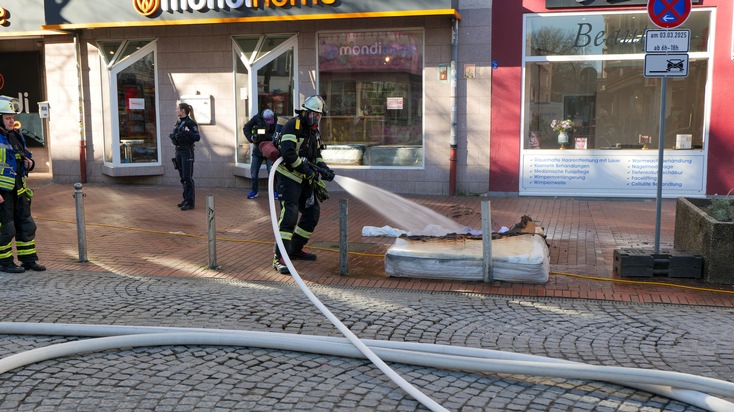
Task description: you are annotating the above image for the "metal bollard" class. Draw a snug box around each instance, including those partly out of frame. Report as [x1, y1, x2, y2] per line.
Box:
[207, 196, 218, 269]
[339, 198, 348, 276]
[73, 183, 88, 262]
[482, 200, 493, 283]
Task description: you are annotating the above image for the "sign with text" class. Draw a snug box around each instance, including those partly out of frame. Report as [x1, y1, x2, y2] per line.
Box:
[645, 29, 690, 53]
[520, 151, 705, 198]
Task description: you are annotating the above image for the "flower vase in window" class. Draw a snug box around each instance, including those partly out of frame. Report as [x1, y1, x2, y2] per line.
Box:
[551, 119, 575, 150]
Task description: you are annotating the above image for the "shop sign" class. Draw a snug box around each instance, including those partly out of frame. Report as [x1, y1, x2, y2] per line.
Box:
[45, 0, 458, 28]
[134, 0, 337, 16]
[0, 2, 55, 35]
[318, 31, 423, 75]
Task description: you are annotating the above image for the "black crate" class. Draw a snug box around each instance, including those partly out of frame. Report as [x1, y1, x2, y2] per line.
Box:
[613, 248, 654, 277]
[668, 265, 703, 278]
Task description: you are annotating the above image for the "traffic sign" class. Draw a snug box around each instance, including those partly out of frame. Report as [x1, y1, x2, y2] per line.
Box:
[644, 54, 689, 77]
[647, 0, 692, 29]
[645, 29, 690, 53]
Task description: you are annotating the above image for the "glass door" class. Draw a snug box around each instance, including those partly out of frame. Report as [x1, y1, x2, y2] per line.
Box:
[234, 34, 298, 165]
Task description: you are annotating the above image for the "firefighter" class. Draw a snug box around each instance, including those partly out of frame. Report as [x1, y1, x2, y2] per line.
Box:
[272, 95, 335, 275]
[0, 97, 45, 272]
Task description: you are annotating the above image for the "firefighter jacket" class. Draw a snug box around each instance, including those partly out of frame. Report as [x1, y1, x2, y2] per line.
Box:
[243, 111, 278, 144]
[170, 116, 200, 149]
[275, 112, 328, 184]
[6, 129, 34, 197]
[0, 128, 26, 193]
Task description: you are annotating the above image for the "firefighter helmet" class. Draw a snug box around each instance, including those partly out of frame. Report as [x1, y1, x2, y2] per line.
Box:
[301, 95, 324, 114]
[0, 96, 19, 115]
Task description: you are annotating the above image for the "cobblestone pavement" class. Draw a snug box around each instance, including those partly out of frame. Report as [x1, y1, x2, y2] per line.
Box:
[1, 271, 732, 411]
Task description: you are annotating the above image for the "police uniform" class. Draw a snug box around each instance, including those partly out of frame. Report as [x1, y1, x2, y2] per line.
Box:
[171, 115, 200, 210]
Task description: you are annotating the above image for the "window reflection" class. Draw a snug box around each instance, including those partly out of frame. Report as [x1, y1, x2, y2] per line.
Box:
[117, 51, 157, 163]
[524, 11, 710, 151]
[318, 30, 424, 167]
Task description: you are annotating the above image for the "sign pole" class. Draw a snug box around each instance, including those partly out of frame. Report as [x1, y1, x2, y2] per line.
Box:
[645, 0, 691, 254]
[654, 76, 666, 254]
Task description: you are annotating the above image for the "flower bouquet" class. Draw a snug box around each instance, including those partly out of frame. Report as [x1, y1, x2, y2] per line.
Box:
[550, 119, 575, 148]
[550, 119, 576, 133]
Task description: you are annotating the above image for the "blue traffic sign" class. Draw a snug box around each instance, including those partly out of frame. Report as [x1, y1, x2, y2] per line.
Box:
[648, 0, 692, 29]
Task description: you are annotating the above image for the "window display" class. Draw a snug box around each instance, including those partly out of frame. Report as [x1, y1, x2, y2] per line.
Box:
[100, 40, 158, 165]
[523, 10, 710, 151]
[318, 30, 424, 166]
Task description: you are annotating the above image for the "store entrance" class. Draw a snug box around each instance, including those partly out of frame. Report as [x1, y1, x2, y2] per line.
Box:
[234, 34, 297, 167]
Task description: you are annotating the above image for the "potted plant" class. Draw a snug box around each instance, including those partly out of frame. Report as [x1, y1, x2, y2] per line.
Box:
[674, 194, 734, 285]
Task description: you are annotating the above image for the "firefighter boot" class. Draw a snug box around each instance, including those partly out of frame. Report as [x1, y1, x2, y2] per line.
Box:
[290, 235, 317, 261]
[272, 255, 290, 275]
[273, 240, 291, 274]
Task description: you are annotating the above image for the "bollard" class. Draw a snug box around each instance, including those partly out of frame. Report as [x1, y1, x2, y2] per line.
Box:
[207, 196, 218, 269]
[339, 198, 348, 276]
[482, 200, 493, 283]
[73, 183, 88, 262]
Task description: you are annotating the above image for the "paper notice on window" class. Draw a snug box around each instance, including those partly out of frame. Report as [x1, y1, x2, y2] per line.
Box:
[386, 97, 403, 110]
[129, 98, 145, 110]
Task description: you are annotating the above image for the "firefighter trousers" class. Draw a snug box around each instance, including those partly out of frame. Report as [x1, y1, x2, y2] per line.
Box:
[0, 190, 38, 265]
[274, 175, 320, 258]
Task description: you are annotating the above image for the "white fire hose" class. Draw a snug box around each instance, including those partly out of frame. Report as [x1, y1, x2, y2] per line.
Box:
[0, 158, 732, 411]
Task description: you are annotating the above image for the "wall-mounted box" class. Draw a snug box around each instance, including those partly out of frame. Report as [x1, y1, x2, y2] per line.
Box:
[180, 95, 213, 125]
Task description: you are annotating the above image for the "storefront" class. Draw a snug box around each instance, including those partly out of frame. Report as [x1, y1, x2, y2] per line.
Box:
[0, 1, 62, 173]
[491, 0, 734, 198]
[2, 0, 492, 196]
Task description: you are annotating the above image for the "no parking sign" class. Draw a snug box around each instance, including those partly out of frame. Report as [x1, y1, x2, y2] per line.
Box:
[647, 0, 692, 29]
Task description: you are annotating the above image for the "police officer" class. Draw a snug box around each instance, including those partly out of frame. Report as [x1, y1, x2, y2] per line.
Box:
[0, 97, 45, 273]
[272, 95, 334, 275]
[243, 108, 277, 199]
[170, 103, 200, 211]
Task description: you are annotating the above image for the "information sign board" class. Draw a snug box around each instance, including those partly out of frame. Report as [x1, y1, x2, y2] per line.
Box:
[644, 54, 689, 77]
[644, 29, 690, 53]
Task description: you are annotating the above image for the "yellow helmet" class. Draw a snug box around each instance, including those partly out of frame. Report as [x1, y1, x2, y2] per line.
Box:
[0, 96, 19, 115]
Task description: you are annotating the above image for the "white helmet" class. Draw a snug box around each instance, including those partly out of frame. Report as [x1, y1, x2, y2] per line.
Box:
[0, 96, 19, 115]
[301, 95, 324, 114]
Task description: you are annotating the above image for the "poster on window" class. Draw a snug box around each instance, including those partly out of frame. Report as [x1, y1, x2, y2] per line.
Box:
[318, 30, 423, 75]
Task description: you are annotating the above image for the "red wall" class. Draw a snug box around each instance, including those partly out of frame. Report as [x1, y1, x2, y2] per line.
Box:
[490, 0, 734, 195]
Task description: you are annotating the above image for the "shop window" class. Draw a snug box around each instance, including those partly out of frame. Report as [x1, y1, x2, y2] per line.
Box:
[233, 34, 297, 166]
[318, 30, 424, 167]
[523, 11, 710, 151]
[99, 40, 159, 165]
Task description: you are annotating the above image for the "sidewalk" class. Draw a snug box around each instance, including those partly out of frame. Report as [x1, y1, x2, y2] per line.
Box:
[27, 175, 734, 307]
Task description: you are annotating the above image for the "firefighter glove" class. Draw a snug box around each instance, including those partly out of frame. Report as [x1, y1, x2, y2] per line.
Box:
[321, 167, 335, 182]
[314, 180, 329, 202]
[305, 169, 316, 184]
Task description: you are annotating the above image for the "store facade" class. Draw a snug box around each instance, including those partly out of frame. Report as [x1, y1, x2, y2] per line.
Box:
[0, 0, 492, 196]
[491, 0, 734, 198]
